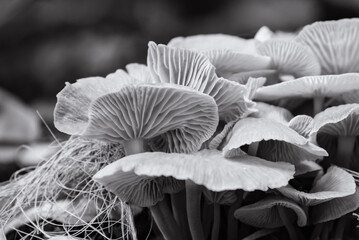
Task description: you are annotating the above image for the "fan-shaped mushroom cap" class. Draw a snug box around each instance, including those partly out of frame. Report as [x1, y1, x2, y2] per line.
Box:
[234, 196, 307, 228]
[202, 49, 272, 79]
[278, 166, 356, 206]
[202, 189, 237, 205]
[257, 40, 321, 77]
[289, 115, 313, 138]
[147, 42, 256, 122]
[296, 18, 359, 74]
[94, 171, 163, 207]
[57, 83, 218, 153]
[311, 103, 359, 137]
[168, 34, 258, 54]
[310, 187, 359, 224]
[208, 121, 236, 150]
[250, 102, 293, 124]
[223, 118, 328, 163]
[254, 74, 359, 102]
[54, 68, 151, 135]
[94, 149, 294, 192]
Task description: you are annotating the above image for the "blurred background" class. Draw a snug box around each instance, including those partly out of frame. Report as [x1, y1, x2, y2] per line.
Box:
[1, 0, 359, 181]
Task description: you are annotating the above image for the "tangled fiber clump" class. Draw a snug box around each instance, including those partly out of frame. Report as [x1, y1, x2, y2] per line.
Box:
[0, 136, 136, 240]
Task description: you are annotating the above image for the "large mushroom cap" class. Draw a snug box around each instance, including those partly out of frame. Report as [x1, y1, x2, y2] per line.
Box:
[223, 118, 328, 163]
[56, 81, 218, 153]
[254, 74, 359, 101]
[278, 166, 356, 206]
[147, 42, 257, 122]
[311, 103, 359, 136]
[310, 187, 359, 224]
[296, 18, 359, 74]
[234, 196, 307, 228]
[257, 40, 321, 77]
[168, 34, 258, 54]
[94, 149, 295, 192]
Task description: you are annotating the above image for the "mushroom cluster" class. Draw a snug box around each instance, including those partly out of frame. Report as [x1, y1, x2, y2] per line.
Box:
[1, 18, 359, 240]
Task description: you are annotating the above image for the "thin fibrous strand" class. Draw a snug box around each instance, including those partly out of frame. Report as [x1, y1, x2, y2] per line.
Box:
[0, 137, 132, 240]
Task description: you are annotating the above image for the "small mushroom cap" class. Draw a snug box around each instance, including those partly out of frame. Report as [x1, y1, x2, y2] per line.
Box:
[60, 83, 219, 153]
[310, 187, 359, 224]
[227, 69, 279, 85]
[250, 102, 293, 124]
[208, 121, 236, 150]
[125, 63, 153, 83]
[202, 188, 237, 205]
[94, 149, 295, 192]
[223, 118, 328, 163]
[278, 166, 356, 206]
[296, 18, 359, 74]
[234, 196, 307, 228]
[168, 34, 258, 54]
[54, 68, 149, 135]
[202, 49, 272, 78]
[147, 42, 257, 122]
[254, 26, 274, 42]
[288, 115, 313, 138]
[93, 170, 163, 207]
[257, 40, 321, 77]
[311, 103, 359, 137]
[254, 74, 359, 101]
[294, 160, 322, 177]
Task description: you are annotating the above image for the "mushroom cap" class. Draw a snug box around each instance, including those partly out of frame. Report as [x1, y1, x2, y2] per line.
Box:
[147, 42, 257, 122]
[278, 166, 356, 206]
[94, 149, 295, 192]
[227, 69, 279, 85]
[58, 83, 219, 153]
[93, 170, 163, 207]
[168, 34, 258, 54]
[125, 63, 153, 83]
[223, 118, 328, 163]
[294, 160, 322, 177]
[54, 68, 150, 135]
[250, 102, 293, 124]
[296, 18, 359, 74]
[257, 40, 321, 77]
[310, 187, 359, 224]
[254, 74, 359, 101]
[208, 121, 236, 150]
[234, 196, 307, 228]
[288, 115, 313, 138]
[311, 103, 359, 137]
[202, 49, 272, 78]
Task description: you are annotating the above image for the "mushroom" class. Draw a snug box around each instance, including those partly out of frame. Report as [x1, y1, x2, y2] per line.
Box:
[250, 102, 293, 124]
[94, 149, 295, 240]
[277, 166, 356, 206]
[257, 39, 321, 78]
[296, 18, 359, 74]
[310, 104, 359, 168]
[234, 196, 307, 240]
[288, 115, 313, 138]
[147, 42, 258, 122]
[254, 73, 359, 114]
[222, 118, 327, 164]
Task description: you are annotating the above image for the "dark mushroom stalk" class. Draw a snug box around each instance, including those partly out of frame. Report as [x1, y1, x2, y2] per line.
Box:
[277, 207, 304, 240]
[337, 135, 356, 168]
[313, 96, 324, 115]
[186, 180, 205, 240]
[227, 190, 244, 240]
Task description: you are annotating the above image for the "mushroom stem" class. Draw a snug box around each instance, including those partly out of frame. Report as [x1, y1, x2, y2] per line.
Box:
[278, 207, 302, 240]
[186, 180, 205, 240]
[211, 203, 220, 240]
[242, 228, 280, 240]
[150, 199, 183, 240]
[248, 142, 260, 156]
[171, 191, 191, 239]
[320, 221, 333, 240]
[313, 96, 324, 115]
[123, 139, 146, 156]
[337, 136, 356, 168]
[333, 215, 348, 240]
[227, 190, 243, 240]
[310, 223, 323, 240]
